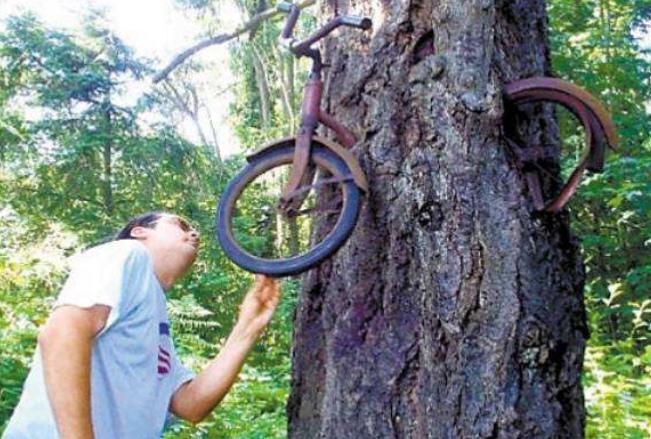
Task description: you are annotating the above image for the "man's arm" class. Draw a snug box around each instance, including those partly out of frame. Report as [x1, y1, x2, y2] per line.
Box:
[38, 305, 110, 439]
[170, 275, 281, 424]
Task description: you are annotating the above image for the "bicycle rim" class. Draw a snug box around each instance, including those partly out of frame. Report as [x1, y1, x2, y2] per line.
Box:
[217, 145, 360, 275]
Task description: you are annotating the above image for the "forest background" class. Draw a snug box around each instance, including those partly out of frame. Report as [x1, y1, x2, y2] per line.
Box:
[0, 0, 650, 438]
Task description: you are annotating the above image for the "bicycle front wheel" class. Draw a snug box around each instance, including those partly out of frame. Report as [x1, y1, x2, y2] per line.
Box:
[216, 142, 362, 277]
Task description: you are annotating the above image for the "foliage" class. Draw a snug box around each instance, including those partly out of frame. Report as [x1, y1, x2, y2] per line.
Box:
[164, 279, 299, 439]
[226, 0, 314, 150]
[0, 10, 298, 437]
[571, 155, 651, 438]
[548, 1, 651, 437]
[0, 207, 75, 430]
[584, 340, 651, 438]
[1, 1, 650, 438]
[548, 0, 651, 155]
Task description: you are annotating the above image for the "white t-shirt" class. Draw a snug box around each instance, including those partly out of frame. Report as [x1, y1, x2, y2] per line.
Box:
[3, 240, 195, 439]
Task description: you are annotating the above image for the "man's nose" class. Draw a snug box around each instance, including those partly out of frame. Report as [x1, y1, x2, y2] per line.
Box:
[189, 230, 200, 239]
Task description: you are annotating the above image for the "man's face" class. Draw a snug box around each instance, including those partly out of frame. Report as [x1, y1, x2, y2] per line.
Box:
[137, 214, 200, 276]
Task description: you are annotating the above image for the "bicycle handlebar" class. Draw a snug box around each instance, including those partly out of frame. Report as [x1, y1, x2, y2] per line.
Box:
[278, 2, 300, 39]
[276, 2, 294, 13]
[339, 15, 372, 30]
[276, 3, 372, 56]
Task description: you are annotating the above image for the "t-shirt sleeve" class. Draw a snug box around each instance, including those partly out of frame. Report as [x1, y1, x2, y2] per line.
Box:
[171, 356, 196, 394]
[55, 240, 149, 334]
[164, 357, 197, 429]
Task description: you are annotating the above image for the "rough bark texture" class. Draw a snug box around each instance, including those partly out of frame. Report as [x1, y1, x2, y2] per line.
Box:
[287, 1, 588, 438]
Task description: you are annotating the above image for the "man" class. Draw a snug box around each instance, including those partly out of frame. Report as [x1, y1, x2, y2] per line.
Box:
[3, 212, 281, 439]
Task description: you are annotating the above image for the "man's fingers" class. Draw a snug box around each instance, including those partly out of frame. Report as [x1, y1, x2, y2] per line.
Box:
[253, 274, 265, 288]
[258, 281, 281, 305]
[246, 275, 281, 313]
[253, 274, 277, 291]
[260, 282, 279, 297]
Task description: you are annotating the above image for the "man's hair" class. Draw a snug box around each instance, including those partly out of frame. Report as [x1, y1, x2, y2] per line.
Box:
[113, 212, 165, 241]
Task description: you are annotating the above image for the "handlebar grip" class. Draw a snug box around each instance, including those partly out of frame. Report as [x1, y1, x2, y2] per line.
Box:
[279, 2, 300, 39]
[276, 2, 295, 13]
[340, 15, 372, 30]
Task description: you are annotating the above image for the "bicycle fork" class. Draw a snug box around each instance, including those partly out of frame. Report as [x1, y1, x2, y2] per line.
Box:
[278, 74, 323, 211]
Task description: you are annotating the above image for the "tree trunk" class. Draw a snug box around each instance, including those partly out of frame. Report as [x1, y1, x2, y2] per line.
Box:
[278, 50, 297, 135]
[161, 80, 214, 152]
[288, 1, 588, 438]
[289, 217, 300, 256]
[102, 108, 114, 216]
[252, 44, 272, 128]
[204, 105, 222, 161]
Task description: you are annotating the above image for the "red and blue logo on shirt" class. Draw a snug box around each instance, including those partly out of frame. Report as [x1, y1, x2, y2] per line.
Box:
[158, 323, 171, 377]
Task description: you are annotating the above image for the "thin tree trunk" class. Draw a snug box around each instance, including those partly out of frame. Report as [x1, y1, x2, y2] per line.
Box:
[251, 43, 272, 128]
[287, 55, 295, 131]
[191, 116, 210, 148]
[204, 105, 222, 161]
[102, 108, 114, 216]
[162, 81, 212, 149]
[288, 217, 300, 256]
[278, 48, 297, 134]
[288, 1, 587, 438]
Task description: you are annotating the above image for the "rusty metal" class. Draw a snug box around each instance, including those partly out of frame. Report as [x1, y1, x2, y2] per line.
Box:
[305, 136, 368, 192]
[300, 78, 323, 124]
[504, 77, 618, 212]
[291, 15, 372, 56]
[280, 175, 354, 209]
[278, 136, 315, 210]
[545, 161, 588, 212]
[282, 175, 355, 200]
[280, 3, 300, 39]
[286, 196, 344, 218]
[505, 77, 618, 149]
[281, 77, 323, 204]
[247, 136, 369, 193]
[318, 109, 358, 148]
[260, 7, 372, 218]
[277, 162, 317, 215]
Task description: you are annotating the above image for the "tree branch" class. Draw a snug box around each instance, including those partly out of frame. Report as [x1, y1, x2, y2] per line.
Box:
[162, 80, 194, 117]
[152, 0, 316, 83]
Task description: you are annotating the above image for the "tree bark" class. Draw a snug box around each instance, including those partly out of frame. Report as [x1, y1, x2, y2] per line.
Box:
[288, 1, 588, 438]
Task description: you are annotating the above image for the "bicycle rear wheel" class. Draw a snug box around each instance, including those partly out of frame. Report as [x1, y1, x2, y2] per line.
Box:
[216, 142, 362, 277]
[503, 77, 616, 211]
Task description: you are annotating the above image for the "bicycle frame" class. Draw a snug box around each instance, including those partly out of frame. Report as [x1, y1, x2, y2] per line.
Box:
[283, 71, 367, 195]
[246, 8, 371, 215]
[245, 72, 368, 215]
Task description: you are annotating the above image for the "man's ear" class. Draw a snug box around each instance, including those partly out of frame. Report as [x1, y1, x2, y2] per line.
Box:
[130, 226, 149, 239]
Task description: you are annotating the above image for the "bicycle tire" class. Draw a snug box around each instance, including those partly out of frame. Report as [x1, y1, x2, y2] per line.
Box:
[216, 143, 362, 277]
[503, 77, 617, 211]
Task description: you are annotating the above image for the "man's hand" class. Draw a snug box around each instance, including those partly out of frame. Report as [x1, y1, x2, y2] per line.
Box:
[170, 275, 282, 423]
[236, 275, 281, 336]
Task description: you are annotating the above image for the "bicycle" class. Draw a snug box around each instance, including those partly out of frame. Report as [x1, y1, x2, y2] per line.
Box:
[216, 2, 372, 277]
[215, 3, 618, 277]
